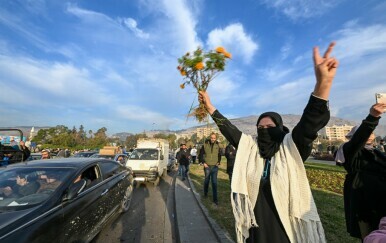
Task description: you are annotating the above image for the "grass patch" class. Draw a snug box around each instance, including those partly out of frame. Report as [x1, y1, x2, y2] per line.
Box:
[188, 159, 360, 243]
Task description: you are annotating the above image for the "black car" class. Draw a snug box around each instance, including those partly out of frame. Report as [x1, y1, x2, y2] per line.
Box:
[0, 158, 134, 243]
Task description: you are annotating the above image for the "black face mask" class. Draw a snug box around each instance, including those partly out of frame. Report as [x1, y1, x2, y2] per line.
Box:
[257, 127, 286, 159]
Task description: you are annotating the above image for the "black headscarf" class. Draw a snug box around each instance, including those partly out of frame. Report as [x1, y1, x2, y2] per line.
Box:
[256, 112, 289, 159]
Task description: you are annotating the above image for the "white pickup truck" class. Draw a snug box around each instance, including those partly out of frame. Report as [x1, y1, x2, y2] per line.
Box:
[126, 138, 169, 186]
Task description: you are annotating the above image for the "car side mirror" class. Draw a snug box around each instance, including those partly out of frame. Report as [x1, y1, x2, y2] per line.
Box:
[160, 155, 164, 160]
[63, 179, 87, 201]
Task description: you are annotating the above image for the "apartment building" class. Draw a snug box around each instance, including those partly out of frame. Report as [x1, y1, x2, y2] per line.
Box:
[321, 124, 354, 141]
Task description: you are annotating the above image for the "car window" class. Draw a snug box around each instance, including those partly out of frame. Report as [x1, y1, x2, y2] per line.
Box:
[74, 165, 102, 192]
[99, 161, 123, 179]
[129, 149, 159, 160]
[0, 167, 73, 211]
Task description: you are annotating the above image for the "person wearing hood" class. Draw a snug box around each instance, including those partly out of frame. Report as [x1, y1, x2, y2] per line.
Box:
[198, 42, 338, 243]
[336, 103, 386, 240]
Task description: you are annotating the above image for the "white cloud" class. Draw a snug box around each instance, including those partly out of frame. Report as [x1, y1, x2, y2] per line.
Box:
[206, 23, 258, 64]
[334, 24, 386, 62]
[161, 0, 202, 52]
[139, 0, 202, 53]
[280, 42, 292, 60]
[261, 0, 343, 20]
[119, 18, 150, 39]
[0, 54, 112, 108]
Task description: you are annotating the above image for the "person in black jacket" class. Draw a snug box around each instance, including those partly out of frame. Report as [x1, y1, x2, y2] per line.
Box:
[176, 143, 190, 181]
[339, 103, 386, 240]
[225, 143, 236, 181]
[198, 42, 338, 242]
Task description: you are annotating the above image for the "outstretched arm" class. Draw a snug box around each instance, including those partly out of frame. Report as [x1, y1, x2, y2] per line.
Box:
[343, 103, 386, 163]
[198, 91, 242, 147]
[292, 42, 339, 161]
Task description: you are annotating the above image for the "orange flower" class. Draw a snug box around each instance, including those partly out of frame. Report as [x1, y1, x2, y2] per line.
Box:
[216, 46, 226, 54]
[195, 62, 204, 70]
[180, 70, 186, 76]
[180, 83, 185, 89]
[224, 52, 232, 59]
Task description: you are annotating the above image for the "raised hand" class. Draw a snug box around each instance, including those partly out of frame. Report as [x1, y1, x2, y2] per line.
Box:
[198, 91, 216, 115]
[370, 103, 386, 117]
[313, 42, 339, 100]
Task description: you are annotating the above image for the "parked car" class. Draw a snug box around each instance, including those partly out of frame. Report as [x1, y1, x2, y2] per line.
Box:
[0, 158, 134, 242]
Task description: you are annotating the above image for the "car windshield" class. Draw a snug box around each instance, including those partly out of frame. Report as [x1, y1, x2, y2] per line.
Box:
[129, 149, 159, 160]
[0, 167, 73, 211]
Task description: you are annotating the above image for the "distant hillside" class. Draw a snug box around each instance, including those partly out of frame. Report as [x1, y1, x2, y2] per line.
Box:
[0, 126, 51, 138]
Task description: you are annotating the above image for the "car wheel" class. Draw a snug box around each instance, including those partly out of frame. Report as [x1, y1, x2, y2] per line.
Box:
[121, 184, 133, 213]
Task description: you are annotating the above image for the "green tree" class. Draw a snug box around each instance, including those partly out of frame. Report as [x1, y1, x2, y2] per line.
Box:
[125, 133, 148, 149]
[78, 125, 86, 144]
[190, 133, 198, 145]
[167, 134, 177, 149]
[52, 133, 76, 147]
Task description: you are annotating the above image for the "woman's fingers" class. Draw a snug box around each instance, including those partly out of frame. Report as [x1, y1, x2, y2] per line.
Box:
[323, 42, 336, 59]
[326, 58, 339, 70]
[313, 46, 320, 65]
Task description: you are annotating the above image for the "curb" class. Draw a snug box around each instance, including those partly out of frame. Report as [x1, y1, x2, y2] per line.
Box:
[172, 172, 181, 243]
[186, 174, 235, 243]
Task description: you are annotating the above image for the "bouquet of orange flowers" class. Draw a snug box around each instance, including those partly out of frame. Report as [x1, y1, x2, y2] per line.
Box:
[177, 46, 231, 122]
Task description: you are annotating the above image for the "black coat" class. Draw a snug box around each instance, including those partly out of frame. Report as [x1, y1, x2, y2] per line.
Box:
[176, 149, 190, 166]
[225, 144, 236, 170]
[342, 115, 386, 238]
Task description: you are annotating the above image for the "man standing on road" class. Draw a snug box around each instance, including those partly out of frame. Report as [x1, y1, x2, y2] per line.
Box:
[225, 143, 237, 181]
[199, 133, 222, 206]
[176, 143, 190, 181]
[190, 146, 197, 164]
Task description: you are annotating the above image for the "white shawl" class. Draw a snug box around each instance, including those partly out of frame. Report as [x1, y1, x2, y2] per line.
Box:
[231, 133, 326, 243]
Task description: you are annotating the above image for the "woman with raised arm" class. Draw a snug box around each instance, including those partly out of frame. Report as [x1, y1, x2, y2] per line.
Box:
[339, 102, 386, 240]
[198, 42, 339, 243]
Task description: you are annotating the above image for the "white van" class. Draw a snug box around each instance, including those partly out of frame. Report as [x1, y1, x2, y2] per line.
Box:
[126, 138, 169, 186]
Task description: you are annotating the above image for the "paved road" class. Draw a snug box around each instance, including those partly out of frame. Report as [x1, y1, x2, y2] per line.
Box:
[93, 170, 177, 243]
